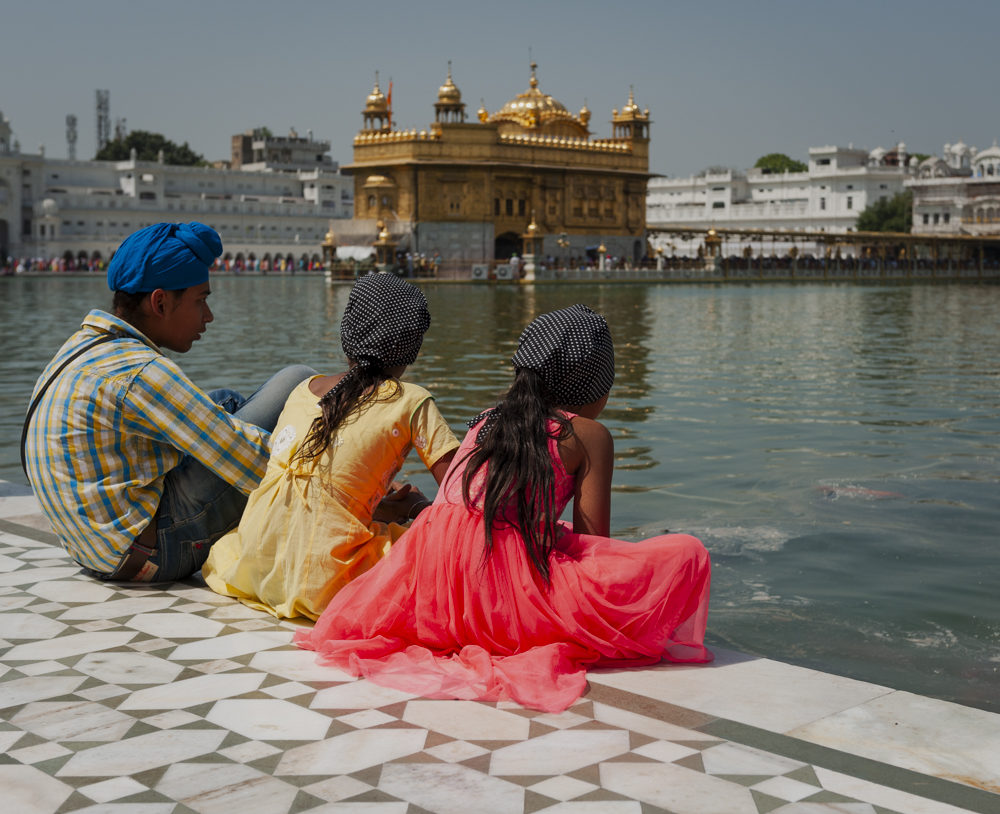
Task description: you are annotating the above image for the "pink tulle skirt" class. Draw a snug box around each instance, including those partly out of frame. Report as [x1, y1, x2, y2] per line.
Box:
[295, 504, 712, 713]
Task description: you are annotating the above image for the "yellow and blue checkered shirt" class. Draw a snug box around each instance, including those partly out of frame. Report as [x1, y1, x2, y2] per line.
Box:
[25, 310, 271, 573]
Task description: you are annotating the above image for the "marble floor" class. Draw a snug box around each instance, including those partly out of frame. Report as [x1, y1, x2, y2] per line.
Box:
[1, 481, 998, 814]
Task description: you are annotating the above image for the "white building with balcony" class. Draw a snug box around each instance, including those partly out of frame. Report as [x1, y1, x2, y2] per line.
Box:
[647, 143, 913, 255]
[908, 139, 1000, 236]
[0, 111, 354, 264]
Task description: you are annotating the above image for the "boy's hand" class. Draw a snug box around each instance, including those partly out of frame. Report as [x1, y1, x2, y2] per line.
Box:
[373, 482, 428, 524]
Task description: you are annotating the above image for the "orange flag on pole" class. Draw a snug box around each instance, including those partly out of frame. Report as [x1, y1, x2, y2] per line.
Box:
[387, 80, 393, 127]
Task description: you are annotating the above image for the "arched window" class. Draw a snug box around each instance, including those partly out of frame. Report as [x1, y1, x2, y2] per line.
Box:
[367, 195, 376, 208]
[989, 164, 995, 176]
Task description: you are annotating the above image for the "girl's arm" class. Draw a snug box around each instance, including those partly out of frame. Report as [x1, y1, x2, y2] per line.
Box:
[430, 450, 456, 485]
[565, 417, 614, 537]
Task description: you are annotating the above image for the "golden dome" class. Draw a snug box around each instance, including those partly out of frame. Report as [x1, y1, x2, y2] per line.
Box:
[437, 61, 461, 104]
[365, 73, 388, 113]
[492, 62, 583, 133]
[579, 100, 591, 125]
[363, 174, 395, 188]
[613, 86, 649, 123]
[477, 98, 488, 123]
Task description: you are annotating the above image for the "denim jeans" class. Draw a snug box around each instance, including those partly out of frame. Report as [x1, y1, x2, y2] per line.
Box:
[123, 364, 315, 583]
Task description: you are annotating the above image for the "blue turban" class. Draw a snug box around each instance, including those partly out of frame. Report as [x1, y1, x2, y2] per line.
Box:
[107, 222, 222, 293]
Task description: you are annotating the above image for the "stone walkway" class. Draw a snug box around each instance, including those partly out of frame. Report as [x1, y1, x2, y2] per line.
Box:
[1, 481, 998, 814]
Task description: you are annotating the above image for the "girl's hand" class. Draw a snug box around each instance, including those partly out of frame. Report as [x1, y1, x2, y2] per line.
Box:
[373, 483, 428, 524]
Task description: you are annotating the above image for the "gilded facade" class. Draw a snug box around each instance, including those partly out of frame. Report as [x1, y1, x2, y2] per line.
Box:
[346, 64, 652, 262]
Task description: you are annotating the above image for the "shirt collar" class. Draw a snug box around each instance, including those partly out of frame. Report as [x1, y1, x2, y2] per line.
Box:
[82, 310, 162, 354]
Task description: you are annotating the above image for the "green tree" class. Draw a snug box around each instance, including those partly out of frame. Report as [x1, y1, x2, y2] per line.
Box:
[95, 130, 205, 165]
[856, 191, 912, 233]
[909, 152, 930, 164]
[754, 153, 808, 174]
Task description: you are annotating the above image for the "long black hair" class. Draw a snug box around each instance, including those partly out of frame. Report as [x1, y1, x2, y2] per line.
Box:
[458, 368, 574, 584]
[296, 361, 400, 462]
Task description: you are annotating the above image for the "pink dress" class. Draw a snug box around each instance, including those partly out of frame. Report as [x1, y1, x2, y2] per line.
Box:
[295, 412, 713, 713]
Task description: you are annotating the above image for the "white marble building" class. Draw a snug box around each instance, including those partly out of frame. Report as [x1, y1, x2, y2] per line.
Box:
[0, 111, 353, 263]
[908, 139, 1000, 236]
[647, 143, 914, 255]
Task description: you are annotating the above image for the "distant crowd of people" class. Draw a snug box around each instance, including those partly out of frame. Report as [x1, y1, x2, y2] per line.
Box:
[3, 255, 107, 274]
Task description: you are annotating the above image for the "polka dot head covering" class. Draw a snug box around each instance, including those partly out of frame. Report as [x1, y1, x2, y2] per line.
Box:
[340, 272, 430, 370]
[511, 303, 615, 405]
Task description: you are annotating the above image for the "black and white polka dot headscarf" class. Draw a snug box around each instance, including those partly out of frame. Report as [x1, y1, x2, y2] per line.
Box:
[470, 304, 615, 439]
[341, 272, 430, 369]
[322, 272, 430, 401]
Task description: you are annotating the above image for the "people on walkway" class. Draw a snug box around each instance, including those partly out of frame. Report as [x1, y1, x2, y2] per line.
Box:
[203, 273, 460, 619]
[295, 304, 713, 712]
[23, 222, 314, 582]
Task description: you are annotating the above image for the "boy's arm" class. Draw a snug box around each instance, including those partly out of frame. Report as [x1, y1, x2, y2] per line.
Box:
[122, 357, 271, 494]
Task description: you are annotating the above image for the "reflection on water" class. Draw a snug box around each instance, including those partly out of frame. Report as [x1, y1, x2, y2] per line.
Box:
[1, 277, 999, 711]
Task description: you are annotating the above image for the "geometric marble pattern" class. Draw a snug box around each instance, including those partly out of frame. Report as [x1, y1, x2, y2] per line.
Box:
[1, 507, 998, 814]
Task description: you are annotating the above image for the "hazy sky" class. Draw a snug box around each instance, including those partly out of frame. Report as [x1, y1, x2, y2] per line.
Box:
[3, 0, 996, 177]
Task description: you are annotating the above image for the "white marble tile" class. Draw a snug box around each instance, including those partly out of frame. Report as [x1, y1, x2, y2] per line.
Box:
[17, 548, 71, 560]
[261, 681, 312, 699]
[0, 595, 33, 609]
[531, 710, 592, 729]
[117, 672, 265, 709]
[542, 804, 641, 814]
[28, 600, 68, 613]
[72, 804, 175, 814]
[229, 619, 274, 631]
[489, 729, 630, 776]
[302, 775, 373, 802]
[0, 612, 67, 640]
[60, 596, 177, 621]
[813, 767, 977, 814]
[56, 729, 227, 776]
[0, 552, 28, 571]
[275, 729, 427, 775]
[4, 631, 136, 661]
[0, 764, 75, 813]
[167, 630, 292, 661]
[155, 761, 299, 814]
[424, 740, 490, 763]
[632, 740, 700, 763]
[0, 730, 26, 751]
[128, 637, 175, 652]
[751, 776, 823, 802]
[210, 604, 268, 620]
[142, 710, 201, 729]
[0, 676, 85, 709]
[601, 762, 758, 814]
[77, 620, 122, 632]
[402, 700, 531, 741]
[527, 775, 598, 801]
[217, 740, 282, 764]
[31, 559, 72, 568]
[10, 741, 73, 763]
[190, 659, 243, 674]
[125, 611, 225, 639]
[175, 601, 215, 613]
[76, 684, 129, 701]
[249, 649, 356, 683]
[207, 698, 334, 741]
[12, 700, 135, 742]
[310, 679, 416, 709]
[701, 742, 805, 776]
[18, 659, 69, 676]
[0, 565, 81, 587]
[379, 763, 524, 814]
[771, 804, 876, 814]
[78, 777, 148, 803]
[337, 709, 398, 729]
[307, 804, 407, 814]
[790, 690, 1000, 791]
[28, 580, 117, 603]
[0, 493, 42, 518]
[589, 649, 893, 734]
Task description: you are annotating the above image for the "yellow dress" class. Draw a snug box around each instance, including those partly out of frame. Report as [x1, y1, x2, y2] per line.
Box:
[203, 377, 460, 620]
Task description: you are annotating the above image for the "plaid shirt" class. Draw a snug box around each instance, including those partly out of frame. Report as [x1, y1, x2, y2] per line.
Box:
[25, 310, 271, 573]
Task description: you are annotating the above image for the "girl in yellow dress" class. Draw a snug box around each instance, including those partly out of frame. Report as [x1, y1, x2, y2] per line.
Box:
[203, 273, 460, 619]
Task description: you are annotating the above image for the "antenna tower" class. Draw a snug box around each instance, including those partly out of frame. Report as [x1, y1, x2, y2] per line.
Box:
[96, 90, 110, 151]
[114, 117, 128, 142]
[65, 115, 78, 160]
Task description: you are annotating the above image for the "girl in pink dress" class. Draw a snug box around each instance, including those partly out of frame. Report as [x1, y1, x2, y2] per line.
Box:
[296, 304, 713, 712]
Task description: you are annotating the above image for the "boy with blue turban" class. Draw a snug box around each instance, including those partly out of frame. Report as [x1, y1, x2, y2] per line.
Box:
[22, 222, 314, 581]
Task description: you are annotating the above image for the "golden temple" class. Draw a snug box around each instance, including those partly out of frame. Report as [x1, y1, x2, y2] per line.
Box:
[346, 63, 651, 263]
